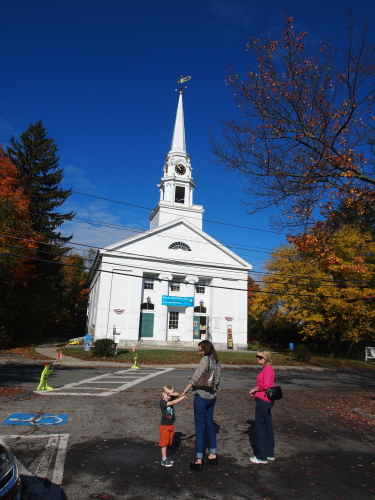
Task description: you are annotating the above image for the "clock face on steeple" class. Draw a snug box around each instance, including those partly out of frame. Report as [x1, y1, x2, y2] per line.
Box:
[175, 164, 186, 175]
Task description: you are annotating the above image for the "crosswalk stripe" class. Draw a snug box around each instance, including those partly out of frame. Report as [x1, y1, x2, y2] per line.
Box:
[35, 367, 174, 396]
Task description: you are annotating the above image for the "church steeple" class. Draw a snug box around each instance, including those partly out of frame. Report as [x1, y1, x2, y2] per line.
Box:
[170, 92, 186, 153]
[149, 84, 204, 230]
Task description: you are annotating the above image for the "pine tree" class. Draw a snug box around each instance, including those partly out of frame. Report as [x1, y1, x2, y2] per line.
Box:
[7, 120, 74, 251]
[5, 121, 77, 338]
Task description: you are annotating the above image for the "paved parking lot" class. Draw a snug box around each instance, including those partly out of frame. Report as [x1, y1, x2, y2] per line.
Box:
[1, 360, 374, 500]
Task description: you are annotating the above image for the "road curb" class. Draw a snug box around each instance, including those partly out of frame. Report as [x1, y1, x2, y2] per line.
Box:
[0, 391, 37, 403]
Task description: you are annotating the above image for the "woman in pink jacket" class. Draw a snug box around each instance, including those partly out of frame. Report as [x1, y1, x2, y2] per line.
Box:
[248, 349, 275, 464]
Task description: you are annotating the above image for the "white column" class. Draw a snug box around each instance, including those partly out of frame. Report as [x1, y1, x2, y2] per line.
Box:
[184, 275, 199, 340]
[157, 273, 173, 340]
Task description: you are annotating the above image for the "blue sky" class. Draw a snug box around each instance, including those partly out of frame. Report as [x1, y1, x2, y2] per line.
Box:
[1, 0, 374, 276]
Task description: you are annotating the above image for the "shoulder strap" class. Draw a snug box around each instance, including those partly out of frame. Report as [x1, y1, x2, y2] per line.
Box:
[204, 355, 211, 371]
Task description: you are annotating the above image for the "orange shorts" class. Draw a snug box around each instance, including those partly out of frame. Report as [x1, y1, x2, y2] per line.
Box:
[159, 424, 174, 447]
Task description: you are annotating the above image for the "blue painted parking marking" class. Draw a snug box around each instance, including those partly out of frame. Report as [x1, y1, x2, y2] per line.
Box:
[2, 413, 69, 426]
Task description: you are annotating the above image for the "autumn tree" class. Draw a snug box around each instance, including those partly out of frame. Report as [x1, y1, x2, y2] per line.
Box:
[251, 227, 375, 353]
[0, 147, 41, 337]
[247, 275, 262, 340]
[53, 254, 89, 332]
[212, 15, 375, 228]
[0, 147, 39, 277]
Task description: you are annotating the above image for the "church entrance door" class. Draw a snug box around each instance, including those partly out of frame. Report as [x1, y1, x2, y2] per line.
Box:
[139, 312, 154, 337]
[193, 315, 206, 340]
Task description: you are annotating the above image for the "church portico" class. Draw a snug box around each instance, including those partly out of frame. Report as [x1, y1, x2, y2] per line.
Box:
[87, 82, 251, 350]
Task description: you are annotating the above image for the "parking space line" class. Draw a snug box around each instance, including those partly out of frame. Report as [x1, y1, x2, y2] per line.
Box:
[1, 434, 69, 486]
[52, 434, 68, 486]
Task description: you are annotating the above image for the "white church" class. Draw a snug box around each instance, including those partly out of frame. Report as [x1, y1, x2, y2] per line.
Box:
[87, 89, 252, 350]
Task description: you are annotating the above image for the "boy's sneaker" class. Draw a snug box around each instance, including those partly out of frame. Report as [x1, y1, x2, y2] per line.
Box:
[250, 456, 268, 464]
[161, 458, 173, 467]
[267, 457, 275, 462]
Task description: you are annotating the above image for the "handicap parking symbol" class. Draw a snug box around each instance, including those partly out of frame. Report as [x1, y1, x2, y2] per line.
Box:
[2, 413, 69, 426]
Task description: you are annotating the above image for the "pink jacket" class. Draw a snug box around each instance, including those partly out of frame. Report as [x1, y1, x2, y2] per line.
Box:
[254, 365, 275, 402]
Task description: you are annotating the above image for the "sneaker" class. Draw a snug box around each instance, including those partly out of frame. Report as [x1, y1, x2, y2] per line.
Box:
[267, 457, 275, 462]
[161, 458, 173, 467]
[250, 456, 268, 464]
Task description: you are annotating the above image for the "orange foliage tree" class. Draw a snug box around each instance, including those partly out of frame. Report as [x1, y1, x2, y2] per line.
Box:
[212, 14, 375, 228]
[247, 274, 261, 342]
[0, 146, 40, 287]
[248, 275, 259, 310]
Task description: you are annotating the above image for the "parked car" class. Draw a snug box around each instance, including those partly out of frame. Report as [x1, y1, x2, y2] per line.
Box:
[0, 442, 21, 500]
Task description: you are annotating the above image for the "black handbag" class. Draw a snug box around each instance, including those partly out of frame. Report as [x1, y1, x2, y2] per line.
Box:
[193, 358, 215, 388]
[266, 386, 283, 401]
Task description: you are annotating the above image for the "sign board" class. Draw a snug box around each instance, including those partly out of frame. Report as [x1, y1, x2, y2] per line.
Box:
[365, 347, 375, 362]
[84, 334, 91, 351]
[289, 343, 294, 350]
[213, 316, 220, 329]
[162, 295, 194, 307]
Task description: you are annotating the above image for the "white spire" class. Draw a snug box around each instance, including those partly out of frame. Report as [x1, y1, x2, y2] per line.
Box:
[149, 85, 204, 230]
[170, 92, 186, 153]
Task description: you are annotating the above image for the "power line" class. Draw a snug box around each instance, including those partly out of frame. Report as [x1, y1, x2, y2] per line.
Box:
[67, 216, 276, 252]
[1, 249, 358, 300]
[62, 219, 272, 257]
[2, 229, 375, 288]
[2, 236, 375, 295]
[71, 190, 285, 235]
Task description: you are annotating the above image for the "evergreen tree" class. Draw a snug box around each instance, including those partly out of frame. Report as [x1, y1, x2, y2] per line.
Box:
[5, 121, 77, 338]
[7, 120, 74, 252]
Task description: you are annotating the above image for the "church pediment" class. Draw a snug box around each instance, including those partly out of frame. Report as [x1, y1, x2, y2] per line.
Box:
[102, 218, 251, 270]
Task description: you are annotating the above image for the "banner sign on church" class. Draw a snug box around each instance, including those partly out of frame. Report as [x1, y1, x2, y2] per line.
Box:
[162, 295, 194, 307]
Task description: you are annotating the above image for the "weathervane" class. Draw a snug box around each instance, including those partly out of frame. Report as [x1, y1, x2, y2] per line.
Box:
[176, 75, 191, 93]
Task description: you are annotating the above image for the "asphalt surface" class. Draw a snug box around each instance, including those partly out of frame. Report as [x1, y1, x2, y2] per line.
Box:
[0, 343, 374, 500]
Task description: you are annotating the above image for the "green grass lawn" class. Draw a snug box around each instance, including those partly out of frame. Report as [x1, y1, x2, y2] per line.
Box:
[1, 340, 374, 370]
[57, 347, 375, 369]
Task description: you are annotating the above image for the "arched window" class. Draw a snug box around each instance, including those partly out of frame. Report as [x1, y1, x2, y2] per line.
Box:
[169, 241, 191, 251]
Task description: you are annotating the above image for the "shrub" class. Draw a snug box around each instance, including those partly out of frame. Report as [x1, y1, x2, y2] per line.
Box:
[292, 344, 311, 362]
[93, 338, 115, 357]
[248, 341, 262, 350]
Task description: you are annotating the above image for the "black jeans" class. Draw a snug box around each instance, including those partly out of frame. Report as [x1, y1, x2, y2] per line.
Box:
[254, 397, 274, 460]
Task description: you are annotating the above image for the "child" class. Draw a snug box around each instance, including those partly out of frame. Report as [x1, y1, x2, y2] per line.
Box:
[159, 385, 186, 467]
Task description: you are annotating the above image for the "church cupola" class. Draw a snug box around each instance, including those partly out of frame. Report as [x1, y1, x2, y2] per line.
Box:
[149, 81, 204, 230]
